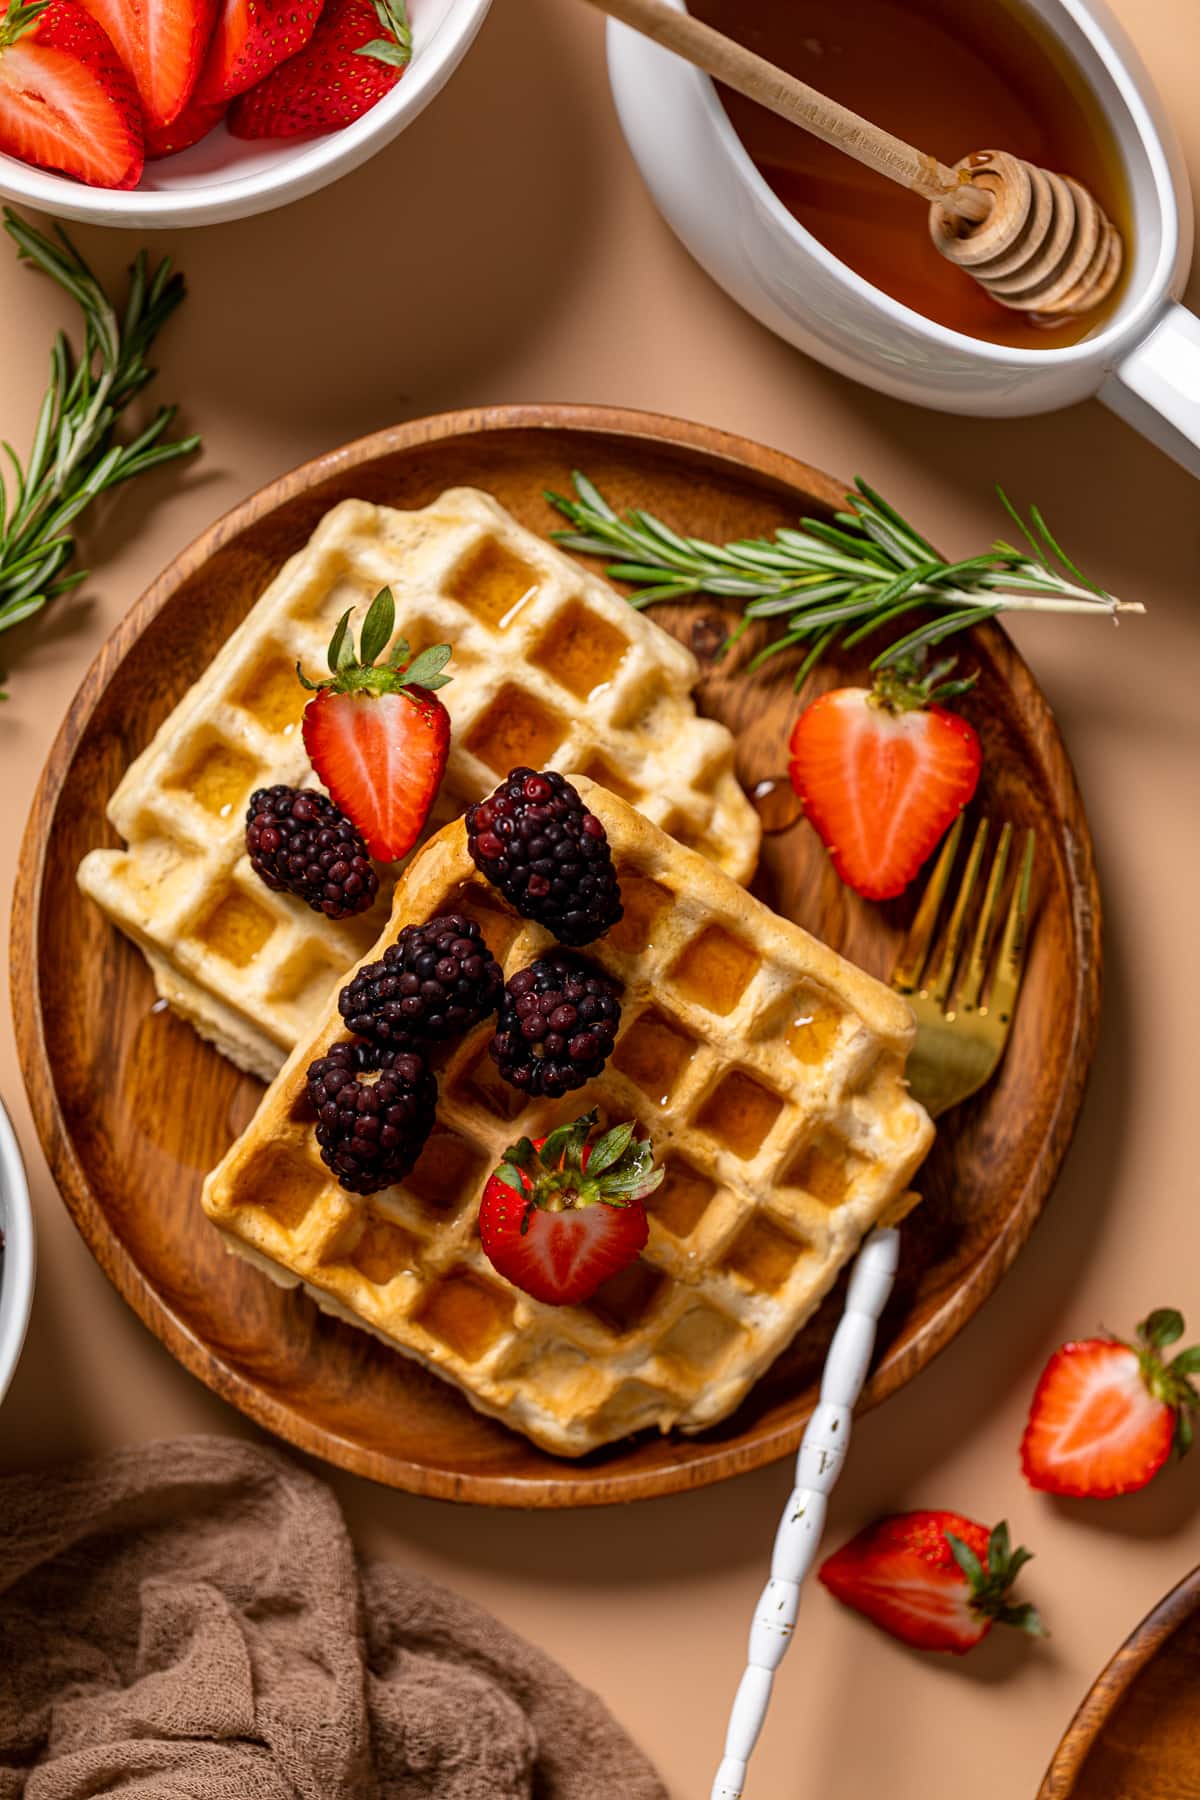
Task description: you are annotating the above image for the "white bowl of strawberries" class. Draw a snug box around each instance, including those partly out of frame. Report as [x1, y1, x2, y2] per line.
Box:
[0, 0, 490, 227]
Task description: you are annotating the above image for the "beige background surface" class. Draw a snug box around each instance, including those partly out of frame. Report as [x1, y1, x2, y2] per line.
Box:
[2, 1, 1199, 1794]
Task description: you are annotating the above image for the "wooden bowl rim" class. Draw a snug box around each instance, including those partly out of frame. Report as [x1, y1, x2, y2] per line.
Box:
[1037, 1563, 1200, 1798]
[10, 402, 1103, 1506]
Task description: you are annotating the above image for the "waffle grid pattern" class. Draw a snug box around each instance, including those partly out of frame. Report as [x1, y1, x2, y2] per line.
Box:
[78, 489, 760, 1081]
[203, 781, 933, 1457]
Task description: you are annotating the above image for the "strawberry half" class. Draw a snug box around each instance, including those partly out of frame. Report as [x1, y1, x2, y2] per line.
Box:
[788, 655, 982, 901]
[1020, 1308, 1200, 1498]
[76, 0, 217, 129]
[479, 1113, 662, 1307]
[228, 0, 410, 140]
[819, 1512, 1044, 1656]
[193, 0, 327, 106]
[143, 91, 225, 157]
[299, 586, 452, 865]
[0, 0, 144, 188]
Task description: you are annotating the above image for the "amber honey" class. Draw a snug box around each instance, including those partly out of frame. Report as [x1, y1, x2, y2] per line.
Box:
[447, 538, 539, 629]
[691, 0, 1131, 347]
[613, 1007, 698, 1103]
[670, 924, 758, 1015]
[725, 1214, 803, 1291]
[416, 1269, 515, 1362]
[532, 602, 630, 698]
[464, 684, 565, 775]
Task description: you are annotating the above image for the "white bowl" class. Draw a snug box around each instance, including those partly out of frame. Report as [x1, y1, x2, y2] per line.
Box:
[0, 1097, 35, 1406]
[607, 0, 1200, 474]
[0, 0, 491, 229]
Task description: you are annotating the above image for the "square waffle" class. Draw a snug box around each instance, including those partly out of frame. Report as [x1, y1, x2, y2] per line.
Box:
[202, 779, 935, 1458]
[78, 489, 760, 1082]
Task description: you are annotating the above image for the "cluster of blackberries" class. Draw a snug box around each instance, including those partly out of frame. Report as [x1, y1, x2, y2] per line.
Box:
[302, 771, 627, 1195]
[466, 768, 623, 947]
[308, 915, 501, 1194]
[490, 952, 621, 1098]
[306, 1041, 437, 1195]
[246, 785, 377, 920]
[339, 915, 503, 1047]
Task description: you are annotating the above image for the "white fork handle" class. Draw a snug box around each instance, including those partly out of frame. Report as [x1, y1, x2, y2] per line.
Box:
[710, 1227, 901, 1800]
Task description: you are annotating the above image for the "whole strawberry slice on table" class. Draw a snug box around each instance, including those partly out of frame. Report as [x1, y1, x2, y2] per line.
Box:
[788, 655, 982, 901]
[480, 1113, 663, 1307]
[0, 0, 143, 188]
[193, 0, 327, 107]
[819, 1512, 1044, 1655]
[229, 0, 410, 139]
[76, 0, 216, 129]
[1021, 1307, 1200, 1498]
[299, 585, 452, 865]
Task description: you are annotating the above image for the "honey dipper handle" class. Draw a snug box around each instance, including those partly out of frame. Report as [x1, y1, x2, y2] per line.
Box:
[709, 1227, 902, 1800]
[583, 0, 991, 221]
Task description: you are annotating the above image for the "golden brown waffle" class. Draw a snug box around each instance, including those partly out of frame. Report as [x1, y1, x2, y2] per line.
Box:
[78, 489, 760, 1082]
[202, 780, 934, 1458]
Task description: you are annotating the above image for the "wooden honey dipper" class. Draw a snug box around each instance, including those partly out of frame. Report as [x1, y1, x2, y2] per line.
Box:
[584, 0, 1124, 318]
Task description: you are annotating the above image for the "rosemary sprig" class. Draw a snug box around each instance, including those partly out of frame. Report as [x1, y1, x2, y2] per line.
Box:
[546, 472, 1141, 687]
[0, 208, 200, 695]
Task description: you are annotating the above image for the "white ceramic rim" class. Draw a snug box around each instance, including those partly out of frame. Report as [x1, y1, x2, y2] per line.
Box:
[0, 0, 492, 227]
[0, 1096, 35, 1406]
[629, 0, 1183, 367]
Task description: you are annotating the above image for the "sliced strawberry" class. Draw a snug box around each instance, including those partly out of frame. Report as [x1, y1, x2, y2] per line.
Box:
[479, 1114, 661, 1307]
[299, 585, 451, 864]
[0, 0, 143, 188]
[788, 655, 981, 901]
[228, 0, 409, 140]
[76, 0, 216, 128]
[144, 91, 225, 156]
[193, 0, 327, 107]
[1021, 1309, 1199, 1498]
[819, 1512, 1044, 1656]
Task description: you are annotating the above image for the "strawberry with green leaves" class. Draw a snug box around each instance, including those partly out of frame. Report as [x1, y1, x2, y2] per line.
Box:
[788, 654, 981, 901]
[479, 1112, 663, 1307]
[819, 1512, 1044, 1656]
[299, 585, 452, 866]
[1021, 1307, 1200, 1498]
[229, 0, 410, 140]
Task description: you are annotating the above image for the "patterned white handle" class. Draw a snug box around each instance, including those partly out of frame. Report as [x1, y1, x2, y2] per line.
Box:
[710, 1226, 901, 1800]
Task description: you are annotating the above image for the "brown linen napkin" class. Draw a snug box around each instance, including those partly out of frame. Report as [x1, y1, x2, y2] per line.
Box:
[0, 1436, 667, 1800]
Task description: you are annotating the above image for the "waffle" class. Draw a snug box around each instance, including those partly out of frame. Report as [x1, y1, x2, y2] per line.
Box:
[202, 780, 934, 1458]
[78, 489, 760, 1082]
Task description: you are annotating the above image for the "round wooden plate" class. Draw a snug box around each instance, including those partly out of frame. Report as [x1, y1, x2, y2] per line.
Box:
[11, 405, 1101, 1507]
[1038, 1565, 1200, 1799]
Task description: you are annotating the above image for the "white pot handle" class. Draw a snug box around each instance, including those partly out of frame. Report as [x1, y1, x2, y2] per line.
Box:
[1100, 300, 1200, 477]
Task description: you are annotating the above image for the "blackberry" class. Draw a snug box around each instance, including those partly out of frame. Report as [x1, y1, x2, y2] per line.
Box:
[465, 768, 623, 947]
[339, 913, 503, 1049]
[246, 785, 378, 921]
[490, 952, 621, 1099]
[306, 1039, 436, 1195]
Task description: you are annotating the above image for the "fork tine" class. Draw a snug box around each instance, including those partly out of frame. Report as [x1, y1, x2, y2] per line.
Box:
[957, 823, 1012, 1014]
[891, 815, 964, 994]
[929, 817, 989, 1009]
[984, 829, 1035, 1026]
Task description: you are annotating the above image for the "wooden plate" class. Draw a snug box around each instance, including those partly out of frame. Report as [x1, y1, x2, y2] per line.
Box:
[1038, 1566, 1200, 1799]
[11, 404, 1101, 1507]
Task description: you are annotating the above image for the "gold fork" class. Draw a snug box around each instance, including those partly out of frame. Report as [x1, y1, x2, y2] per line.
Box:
[891, 817, 1035, 1118]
